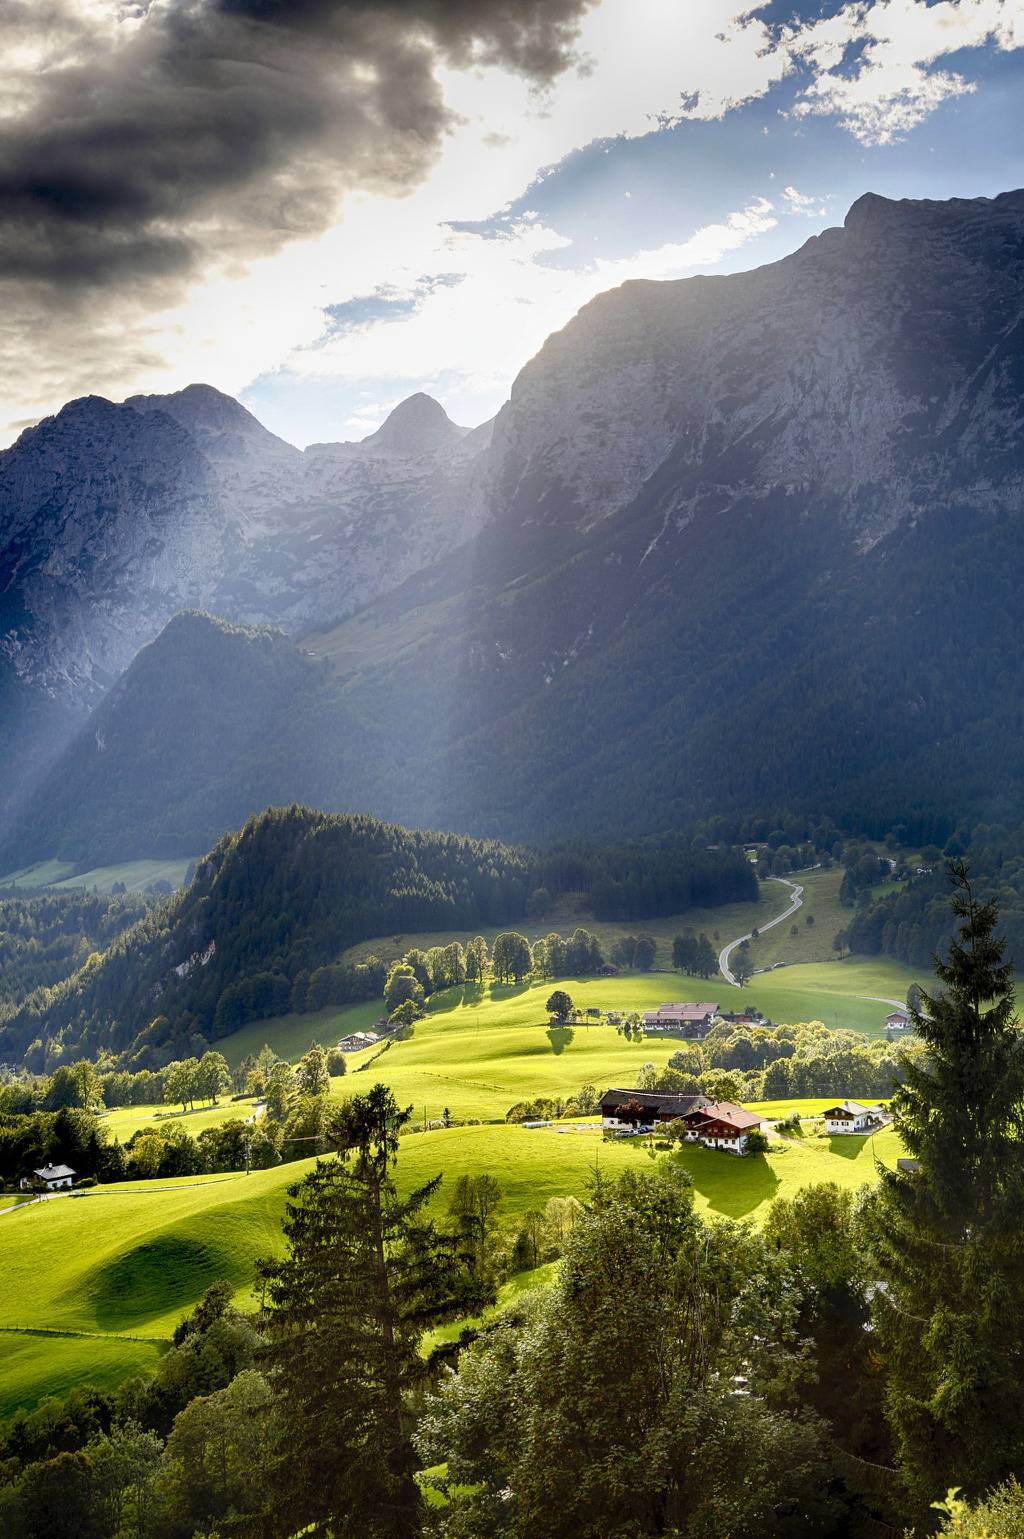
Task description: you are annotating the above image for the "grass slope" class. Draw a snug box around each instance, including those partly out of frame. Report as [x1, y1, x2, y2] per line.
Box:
[51, 858, 197, 894]
[220, 957, 922, 1104]
[0, 1333, 164, 1420]
[1, 1117, 902, 1414]
[99, 1098, 262, 1144]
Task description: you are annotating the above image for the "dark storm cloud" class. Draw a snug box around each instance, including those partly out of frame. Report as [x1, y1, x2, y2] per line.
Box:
[0, 0, 592, 295]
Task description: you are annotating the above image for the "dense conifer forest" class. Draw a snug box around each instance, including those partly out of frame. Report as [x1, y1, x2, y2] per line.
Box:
[0, 807, 754, 1070]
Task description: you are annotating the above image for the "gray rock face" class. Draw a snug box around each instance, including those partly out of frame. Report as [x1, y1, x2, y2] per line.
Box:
[0, 387, 492, 711]
[485, 189, 1024, 548]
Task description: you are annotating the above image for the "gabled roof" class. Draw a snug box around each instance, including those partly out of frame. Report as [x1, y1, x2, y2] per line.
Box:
[685, 1101, 762, 1132]
[822, 1100, 875, 1117]
[644, 1001, 720, 1021]
[600, 1089, 709, 1116]
[33, 1164, 76, 1180]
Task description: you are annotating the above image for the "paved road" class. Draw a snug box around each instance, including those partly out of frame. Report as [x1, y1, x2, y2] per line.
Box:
[718, 877, 804, 986]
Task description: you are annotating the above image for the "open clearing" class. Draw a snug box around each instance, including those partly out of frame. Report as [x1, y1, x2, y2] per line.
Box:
[219, 956, 922, 1099]
[1, 1118, 902, 1412]
[99, 1097, 263, 1143]
[0, 856, 197, 894]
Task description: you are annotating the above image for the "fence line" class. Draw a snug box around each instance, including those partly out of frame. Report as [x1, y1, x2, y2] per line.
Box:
[0, 1324, 169, 1345]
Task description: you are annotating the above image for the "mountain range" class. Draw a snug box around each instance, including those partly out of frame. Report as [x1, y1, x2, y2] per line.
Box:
[4, 188, 1024, 865]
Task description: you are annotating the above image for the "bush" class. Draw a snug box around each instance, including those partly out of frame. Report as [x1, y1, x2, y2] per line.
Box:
[745, 1130, 770, 1154]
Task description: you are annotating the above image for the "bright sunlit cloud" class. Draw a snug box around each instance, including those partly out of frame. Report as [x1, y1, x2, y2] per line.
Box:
[1, 0, 1022, 443]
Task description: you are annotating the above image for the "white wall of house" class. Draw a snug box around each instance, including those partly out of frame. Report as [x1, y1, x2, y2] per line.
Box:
[825, 1113, 867, 1134]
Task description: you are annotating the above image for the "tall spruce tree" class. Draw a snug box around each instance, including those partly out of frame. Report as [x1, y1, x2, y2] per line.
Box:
[259, 1084, 487, 1539]
[870, 863, 1024, 1510]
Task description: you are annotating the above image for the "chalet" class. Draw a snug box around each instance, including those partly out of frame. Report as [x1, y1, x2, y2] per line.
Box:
[336, 1030, 381, 1053]
[20, 1163, 76, 1192]
[600, 1089, 710, 1130]
[641, 1002, 720, 1038]
[681, 1101, 764, 1154]
[600, 1091, 763, 1153]
[822, 1101, 882, 1135]
[885, 1010, 911, 1031]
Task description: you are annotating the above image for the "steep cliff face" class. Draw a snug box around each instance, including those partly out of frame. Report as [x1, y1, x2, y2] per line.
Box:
[485, 190, 1024, 545]
[0, 386, 491, 725]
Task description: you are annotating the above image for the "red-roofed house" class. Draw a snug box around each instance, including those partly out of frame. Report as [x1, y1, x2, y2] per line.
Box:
[682, 1101, 764, 1153]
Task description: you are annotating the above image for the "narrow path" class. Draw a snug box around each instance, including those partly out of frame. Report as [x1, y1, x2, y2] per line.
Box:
[718, 877, 804, 986]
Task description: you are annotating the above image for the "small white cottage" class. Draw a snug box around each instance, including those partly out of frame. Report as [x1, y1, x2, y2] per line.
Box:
[822, 1101, 881, 1135]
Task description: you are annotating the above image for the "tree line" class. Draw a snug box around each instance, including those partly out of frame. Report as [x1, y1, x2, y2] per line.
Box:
[1, 806, 755, 1073]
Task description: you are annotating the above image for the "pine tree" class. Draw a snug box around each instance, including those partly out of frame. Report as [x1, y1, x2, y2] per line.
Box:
[869, 863, 1024, 1510]
[259, 1084, 487, 1539]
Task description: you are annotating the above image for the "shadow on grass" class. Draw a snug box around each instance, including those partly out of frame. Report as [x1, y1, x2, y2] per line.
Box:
[685, 1150, 782, 1219]
[826, 1134, 869, 1160]
[545, 1025, 575, 1055]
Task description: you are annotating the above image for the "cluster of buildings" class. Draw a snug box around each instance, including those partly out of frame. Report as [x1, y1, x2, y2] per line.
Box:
[641, 1002, 720, 1037]
[335, 1027, 385, 1053]
[600, 1089, 763, 1154]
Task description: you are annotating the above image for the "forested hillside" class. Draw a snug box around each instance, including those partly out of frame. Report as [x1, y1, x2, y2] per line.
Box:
[0, 891, 149, 1013]
[2, 806, 756, 1069]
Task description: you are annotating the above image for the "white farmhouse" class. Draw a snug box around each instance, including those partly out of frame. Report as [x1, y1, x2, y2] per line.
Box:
[822, 1101, 882, 1134]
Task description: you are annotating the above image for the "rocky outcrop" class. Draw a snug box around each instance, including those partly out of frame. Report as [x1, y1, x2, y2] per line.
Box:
[0, 387, 491, 716]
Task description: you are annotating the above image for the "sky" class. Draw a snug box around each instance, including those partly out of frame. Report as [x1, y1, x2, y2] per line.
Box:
[1, 0, 1022, 448]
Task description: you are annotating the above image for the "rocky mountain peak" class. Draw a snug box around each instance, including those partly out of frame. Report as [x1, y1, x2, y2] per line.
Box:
[126, 382, 298, 463]
[361, 392, 467, 457]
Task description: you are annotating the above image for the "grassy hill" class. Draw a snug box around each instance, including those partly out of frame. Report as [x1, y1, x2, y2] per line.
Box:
[1, 1114, 903, 1414]
[218, 955, 921, 1089]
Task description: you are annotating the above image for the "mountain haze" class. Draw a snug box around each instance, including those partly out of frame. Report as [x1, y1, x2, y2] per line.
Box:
[4, 189, 1024, 861]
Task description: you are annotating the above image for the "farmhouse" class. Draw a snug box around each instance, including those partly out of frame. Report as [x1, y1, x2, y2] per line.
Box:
[600, 1091, 763, 1153]
[336, 1029, 381, 1052]
[20, 1163, 76, 1192]
[642, 1002, 720, 1038]
[823, 1101, 883, 1134]
[682, 1102, 764, 1154]
[885, 1009, 911, 1031]
[600, 1089, 710, 1129]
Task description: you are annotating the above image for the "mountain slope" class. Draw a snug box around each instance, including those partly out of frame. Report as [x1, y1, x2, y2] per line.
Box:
[2, 804, 535, 1065]
[7, 188, 1024, 858]
[0, 386, 493, 834]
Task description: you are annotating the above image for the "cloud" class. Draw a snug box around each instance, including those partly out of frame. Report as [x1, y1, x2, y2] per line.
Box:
[0, 0, 593, 428]
[774, 0, 1024, 145]
[1, 0, 1022, 443]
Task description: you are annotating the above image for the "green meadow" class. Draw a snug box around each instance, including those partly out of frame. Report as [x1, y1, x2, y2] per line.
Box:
[218, 955, 921, 1115]
[99, 1098, 263, 1143]
[1, 1118, 902, 1413]
[0, 855, 197, 894]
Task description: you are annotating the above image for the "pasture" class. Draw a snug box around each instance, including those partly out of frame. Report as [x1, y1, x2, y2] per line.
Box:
[217, 956, 921, 1119]
[99, 1097, 263, 1143]
[0, 1117, 903, 1413]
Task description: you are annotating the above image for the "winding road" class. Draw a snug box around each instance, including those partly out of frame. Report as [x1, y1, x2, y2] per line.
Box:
[718, 876, 804, 986]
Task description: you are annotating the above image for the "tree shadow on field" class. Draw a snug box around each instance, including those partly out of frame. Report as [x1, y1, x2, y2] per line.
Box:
[827, 1134, 869, 1160]
[699, 1152, 781, 1219]
[489, 982, 530, 1002]
[545, 1025, 575, 1055]
[454, 984, 486, 1009]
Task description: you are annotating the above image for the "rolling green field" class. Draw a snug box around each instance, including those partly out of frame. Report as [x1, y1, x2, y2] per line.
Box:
[0, 855, 197, 894]
[219, 956, 921, 1111]
[99, 1098, 263, 1143]
[0, 1117, 902, 1413]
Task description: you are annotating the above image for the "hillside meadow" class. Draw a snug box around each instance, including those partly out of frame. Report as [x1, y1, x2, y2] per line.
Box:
[1, 1117, 903, 1415]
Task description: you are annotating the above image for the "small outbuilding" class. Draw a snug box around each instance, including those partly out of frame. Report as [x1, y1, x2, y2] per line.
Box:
[885, 1010, 911, 1031]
